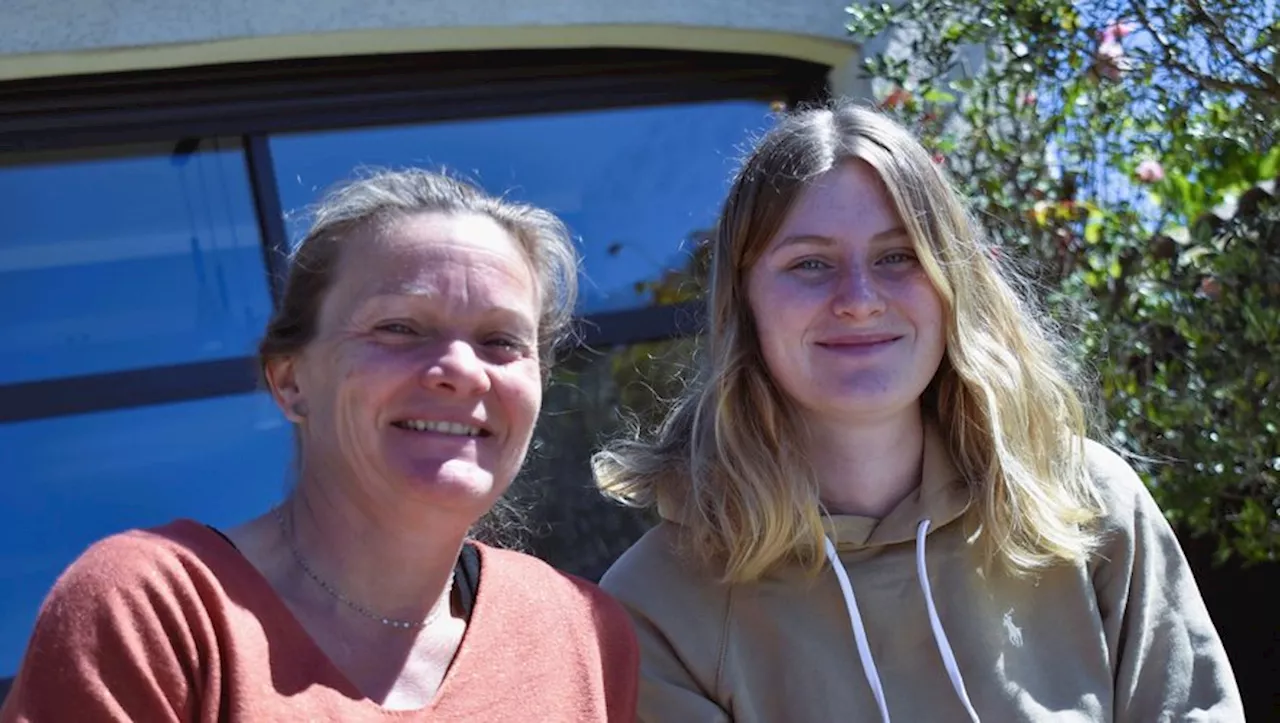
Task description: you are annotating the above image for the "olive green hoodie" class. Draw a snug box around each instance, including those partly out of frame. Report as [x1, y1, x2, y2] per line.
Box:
[600, 429, 1243, 721]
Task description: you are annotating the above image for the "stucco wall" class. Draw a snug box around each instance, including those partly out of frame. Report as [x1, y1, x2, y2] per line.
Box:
[0, 0, 860, 86]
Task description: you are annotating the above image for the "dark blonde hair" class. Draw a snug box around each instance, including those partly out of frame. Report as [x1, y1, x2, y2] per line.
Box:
[259, 168, 578, 376]
[595, 102, 1103, 583]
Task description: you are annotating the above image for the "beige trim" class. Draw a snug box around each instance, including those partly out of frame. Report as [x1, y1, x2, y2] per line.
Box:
[0, 24, 853, 82]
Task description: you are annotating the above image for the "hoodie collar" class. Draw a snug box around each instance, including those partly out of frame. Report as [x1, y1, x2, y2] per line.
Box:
[823, 422, 971, 550]
[657, 421, 972, 550]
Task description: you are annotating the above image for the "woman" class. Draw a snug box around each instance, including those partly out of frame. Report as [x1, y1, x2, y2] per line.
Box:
[2, 169, 638, 721]
[594, 103, 1242, 721]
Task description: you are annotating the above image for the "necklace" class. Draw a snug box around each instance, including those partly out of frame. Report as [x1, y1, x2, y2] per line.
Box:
[276, 507, 454, 630]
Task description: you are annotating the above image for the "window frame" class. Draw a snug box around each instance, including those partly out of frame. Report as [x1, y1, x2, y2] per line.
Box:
[0, 47, 829, 421]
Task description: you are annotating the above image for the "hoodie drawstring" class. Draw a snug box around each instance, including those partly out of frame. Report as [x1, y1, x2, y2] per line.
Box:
[915, 519, 980, 722]
[823, 536, 890, 723]
[823, 519, 980, 722]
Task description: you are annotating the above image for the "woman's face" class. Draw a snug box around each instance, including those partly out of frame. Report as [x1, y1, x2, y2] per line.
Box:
[746, 160, 946, 430]
[271, 212, 543, 518]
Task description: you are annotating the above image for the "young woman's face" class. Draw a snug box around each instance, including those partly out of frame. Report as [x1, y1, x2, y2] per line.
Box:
[747, 160, 946, 429]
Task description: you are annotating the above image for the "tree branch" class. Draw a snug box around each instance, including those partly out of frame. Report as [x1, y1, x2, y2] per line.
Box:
[1129, 1, 1274, 96]
[1182, 0, 1280, 93]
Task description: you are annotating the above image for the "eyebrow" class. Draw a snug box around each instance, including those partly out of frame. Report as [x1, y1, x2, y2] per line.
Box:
[774, 226, 911, 250]
[358, 293, 539, 333]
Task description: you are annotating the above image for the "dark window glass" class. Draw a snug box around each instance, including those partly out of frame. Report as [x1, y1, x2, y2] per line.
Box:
[0, 141, 274, 384]
[269, 101, 775, 313]
[0, 393, 291, 675]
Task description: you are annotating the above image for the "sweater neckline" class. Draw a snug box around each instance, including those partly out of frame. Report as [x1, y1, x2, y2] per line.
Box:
[169, 519, 495, 717]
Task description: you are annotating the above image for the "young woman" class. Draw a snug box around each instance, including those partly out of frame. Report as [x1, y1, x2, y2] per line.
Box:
[594, 103, 1242, 721]
[3, 169, 638, 722]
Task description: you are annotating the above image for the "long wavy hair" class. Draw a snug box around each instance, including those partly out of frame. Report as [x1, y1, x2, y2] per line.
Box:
[593, 103, 1104, 583]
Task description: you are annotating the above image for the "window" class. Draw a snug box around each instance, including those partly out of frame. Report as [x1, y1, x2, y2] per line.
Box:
[269, 101, 775, 313]
[0, 141, 274, 384]
[0, 392, 291, 675]
[0, 47, 829, 678]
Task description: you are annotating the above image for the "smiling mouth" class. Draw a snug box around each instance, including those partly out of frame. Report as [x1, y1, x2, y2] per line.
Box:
[817, 335, 903, 348]
[392, 420, 490, 437]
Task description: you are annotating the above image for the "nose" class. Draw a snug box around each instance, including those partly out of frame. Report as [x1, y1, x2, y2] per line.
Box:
[420, 340, 491, 396]
[831, 265, 887, 320]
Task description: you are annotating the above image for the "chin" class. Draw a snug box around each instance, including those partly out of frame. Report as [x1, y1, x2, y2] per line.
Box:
[806, 385, 920, 421]
[821, 401, 909, 423]
[397, 460, 509, 510]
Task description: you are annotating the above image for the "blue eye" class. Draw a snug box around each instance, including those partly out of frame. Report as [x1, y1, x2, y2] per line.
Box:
[879, 252, 917, 265]
[790, 258, 831, 271]
[486, 335, 535, 355]
[376, 322, 416, 335]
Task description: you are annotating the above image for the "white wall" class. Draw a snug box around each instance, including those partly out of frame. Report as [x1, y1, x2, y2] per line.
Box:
[0, 0, 862, 87]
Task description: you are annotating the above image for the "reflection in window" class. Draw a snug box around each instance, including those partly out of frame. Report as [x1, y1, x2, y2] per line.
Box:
[270, 101, 776, 313]
[0, 140, 274, 384]
[0, 392, 292, 675]
[515, 339, 695, 580]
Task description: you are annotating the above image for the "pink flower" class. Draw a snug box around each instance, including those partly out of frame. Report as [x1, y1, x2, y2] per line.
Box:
[1098, 20, 1136, 44]
[1093, 20, 1136, 81]
[931, 152, 946, 165]
[1095, 39, 1130, 80]
[1135, 159, 1165, 183]
[1022, 91, 1038, 107]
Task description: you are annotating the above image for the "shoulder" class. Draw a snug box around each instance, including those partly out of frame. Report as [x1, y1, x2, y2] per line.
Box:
[1081, 438, 1161, 534]
[474, 543, 635, 638]
[35, 519, 246, 642]
[600, 522, 721, 605]
[46, 520, 232, 607]
[1081, 439, 1188, 583]
[15, 520, 234, 698]
[600, 522, 731, 660]
[466, 544, 640, 716]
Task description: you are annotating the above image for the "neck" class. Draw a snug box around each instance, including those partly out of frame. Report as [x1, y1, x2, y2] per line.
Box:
[807, 406, 926, 519]
[283, 476, 469, 624]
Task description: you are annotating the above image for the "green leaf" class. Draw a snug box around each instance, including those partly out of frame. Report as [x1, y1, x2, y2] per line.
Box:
[846, 0, 1280, 565]
[923, 89, 957, 105]
[1259, 145, 1280, 181]
[1085, 220, 1103, 244]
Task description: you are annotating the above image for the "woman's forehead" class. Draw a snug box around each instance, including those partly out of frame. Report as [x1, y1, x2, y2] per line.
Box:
[322, 216, 539, 316]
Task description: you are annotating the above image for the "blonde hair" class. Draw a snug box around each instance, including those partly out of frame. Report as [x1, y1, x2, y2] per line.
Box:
[593, 102, 1104, 583]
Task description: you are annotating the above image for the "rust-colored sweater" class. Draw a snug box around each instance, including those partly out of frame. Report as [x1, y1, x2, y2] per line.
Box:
[1, 520, 638, 722]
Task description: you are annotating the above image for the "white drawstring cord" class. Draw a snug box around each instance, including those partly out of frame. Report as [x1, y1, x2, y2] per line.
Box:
[915, 519, 980, 722]
[824, 521, 981, 722]
[824, 537, 891, 723]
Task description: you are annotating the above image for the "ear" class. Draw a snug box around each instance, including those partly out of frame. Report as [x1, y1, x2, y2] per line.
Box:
[265, 355, 307, 424]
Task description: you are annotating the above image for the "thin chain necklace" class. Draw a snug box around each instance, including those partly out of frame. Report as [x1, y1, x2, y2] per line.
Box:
[276, 506, 454, 630]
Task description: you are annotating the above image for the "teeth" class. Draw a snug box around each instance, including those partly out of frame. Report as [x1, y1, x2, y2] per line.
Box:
[399, 420, 483, 437]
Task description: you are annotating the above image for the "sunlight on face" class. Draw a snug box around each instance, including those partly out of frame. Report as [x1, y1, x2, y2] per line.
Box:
[747, 160, 946, 430]
[283, 212, 543, 518]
